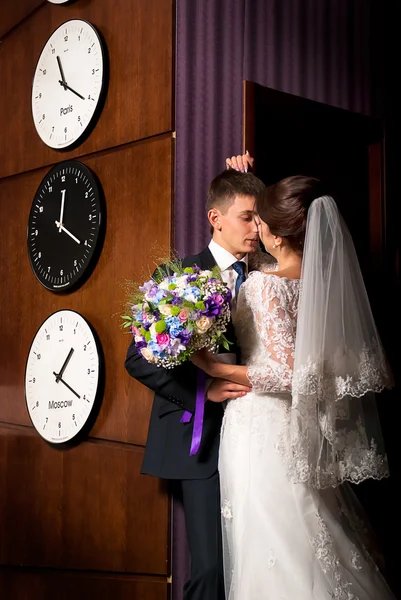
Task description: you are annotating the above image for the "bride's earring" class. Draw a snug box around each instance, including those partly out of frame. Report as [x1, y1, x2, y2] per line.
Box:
[272, 244, 276, 249]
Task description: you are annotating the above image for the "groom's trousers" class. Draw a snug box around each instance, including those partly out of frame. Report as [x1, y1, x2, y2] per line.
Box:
[179, 472, 225, 600]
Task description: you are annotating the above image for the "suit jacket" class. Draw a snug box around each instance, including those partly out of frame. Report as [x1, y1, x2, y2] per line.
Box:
[124, 247, 237, 480]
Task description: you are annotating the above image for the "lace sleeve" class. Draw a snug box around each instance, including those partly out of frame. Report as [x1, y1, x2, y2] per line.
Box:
[246, 273, 298, 393]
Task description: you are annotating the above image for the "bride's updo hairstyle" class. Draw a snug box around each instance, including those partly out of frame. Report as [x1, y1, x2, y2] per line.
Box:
[256, 175, 325, 254]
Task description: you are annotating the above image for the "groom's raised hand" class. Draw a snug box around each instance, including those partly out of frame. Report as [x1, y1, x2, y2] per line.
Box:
[207, 378, 251, 403]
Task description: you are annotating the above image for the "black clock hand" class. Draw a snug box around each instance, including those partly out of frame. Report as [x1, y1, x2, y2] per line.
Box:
[58, 80, 85, 100]
[56, 55, 67, 86]
[53, 372, 81, 398]
[55, 347, 74, 383]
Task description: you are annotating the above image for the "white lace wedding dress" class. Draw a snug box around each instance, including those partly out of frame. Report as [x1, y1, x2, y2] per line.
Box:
[219, 270, 395, 600]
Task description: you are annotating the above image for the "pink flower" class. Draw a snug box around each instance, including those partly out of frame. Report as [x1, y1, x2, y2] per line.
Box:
[156, 333, 170, 347]
[178, 308, 190, 322]
[131, 326, 140, 335]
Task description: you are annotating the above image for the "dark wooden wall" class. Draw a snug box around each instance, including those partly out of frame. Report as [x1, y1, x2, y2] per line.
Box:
[0, 1, 174, 598]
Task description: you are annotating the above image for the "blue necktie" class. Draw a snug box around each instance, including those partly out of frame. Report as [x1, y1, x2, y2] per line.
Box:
[232, 261, 246, 297]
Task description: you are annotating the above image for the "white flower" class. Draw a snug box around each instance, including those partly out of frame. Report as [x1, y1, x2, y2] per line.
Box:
[196, 317, 212, 333]
[141, 347, 156, 363]
[159, 304, 172, 316]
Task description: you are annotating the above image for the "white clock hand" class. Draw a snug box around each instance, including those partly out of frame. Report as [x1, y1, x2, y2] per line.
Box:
[58, 189, 66, 232]
[55, 221, 81, 244]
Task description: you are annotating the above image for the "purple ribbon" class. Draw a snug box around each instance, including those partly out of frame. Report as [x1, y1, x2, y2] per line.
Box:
[180, 369, 206, 455]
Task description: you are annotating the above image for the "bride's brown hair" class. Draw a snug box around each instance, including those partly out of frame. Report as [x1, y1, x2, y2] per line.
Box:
[257, 176, 324, 254]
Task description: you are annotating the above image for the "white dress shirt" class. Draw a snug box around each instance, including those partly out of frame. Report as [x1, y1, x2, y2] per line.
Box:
[208, 239, 248, 301]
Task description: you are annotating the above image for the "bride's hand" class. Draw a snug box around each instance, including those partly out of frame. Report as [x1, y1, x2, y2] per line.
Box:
[190, 348, 222, 377]
[226, 152, 254, 173]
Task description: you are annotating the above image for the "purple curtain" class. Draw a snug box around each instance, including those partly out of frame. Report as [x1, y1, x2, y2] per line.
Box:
[173, 1, 383, 598]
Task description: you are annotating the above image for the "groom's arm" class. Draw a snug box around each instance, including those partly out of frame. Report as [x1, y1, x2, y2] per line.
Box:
[124, 336, 199, 413]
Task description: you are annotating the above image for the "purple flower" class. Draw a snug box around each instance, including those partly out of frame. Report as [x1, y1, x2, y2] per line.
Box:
[139, 280, 155, 293]
[187, 275, 198, 282]
[177, 329, 192, 345]
[202, 298, 222, 317]
[171, 296, 183, 306]
[142, 321, 151, 331]
[212, 293, 225, 306]
[146, 285, 159, 298]
[135, 340, 147, 350]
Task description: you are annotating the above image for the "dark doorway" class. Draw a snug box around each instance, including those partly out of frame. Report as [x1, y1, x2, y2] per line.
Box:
[244, 81, 399, 596]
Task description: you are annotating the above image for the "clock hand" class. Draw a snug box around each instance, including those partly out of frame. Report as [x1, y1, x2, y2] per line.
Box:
[58, 189, 66, 231]
[52, 372, 81, 399]
[55, 221, 81, 244]
[56, 55, 67, 87]
[58, 80, 85, 100]
[55, 347, 74, 383]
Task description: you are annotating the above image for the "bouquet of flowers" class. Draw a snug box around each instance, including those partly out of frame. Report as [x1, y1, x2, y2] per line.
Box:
[122, 261, 232, 368]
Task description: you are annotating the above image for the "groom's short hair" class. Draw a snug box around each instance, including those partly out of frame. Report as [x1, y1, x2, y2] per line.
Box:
[206, 169, 265, 213]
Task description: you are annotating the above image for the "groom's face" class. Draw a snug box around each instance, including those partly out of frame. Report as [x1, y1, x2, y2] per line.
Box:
[214, 194, 259, 257]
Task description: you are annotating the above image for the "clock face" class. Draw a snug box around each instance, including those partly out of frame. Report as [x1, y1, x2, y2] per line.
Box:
[27, 160, 105, 293]
[31, 19, 107, 149]
[25, 310, 102, 444]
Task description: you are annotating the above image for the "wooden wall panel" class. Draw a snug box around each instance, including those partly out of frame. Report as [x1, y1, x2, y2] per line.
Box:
[0, 0, 43, 40]
[0, 0, 173, 179]
[0, 569, 168, 600]
[0, 135, 172, 445]
[0, 424, 169, 574]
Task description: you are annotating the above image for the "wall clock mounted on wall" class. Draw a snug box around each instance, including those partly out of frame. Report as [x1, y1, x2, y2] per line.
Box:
[31, 19, 108, 149]
[27, 159, 106, 293]
[25, 310, 103, 445]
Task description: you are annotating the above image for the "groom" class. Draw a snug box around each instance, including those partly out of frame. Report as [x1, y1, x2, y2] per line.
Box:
[124, 165, 265, 600]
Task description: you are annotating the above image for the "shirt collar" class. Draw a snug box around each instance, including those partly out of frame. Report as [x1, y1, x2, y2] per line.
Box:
[208, 239, 248, 272]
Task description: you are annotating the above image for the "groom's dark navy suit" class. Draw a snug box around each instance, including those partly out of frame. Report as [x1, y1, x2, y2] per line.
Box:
[125, 247, 235, 600]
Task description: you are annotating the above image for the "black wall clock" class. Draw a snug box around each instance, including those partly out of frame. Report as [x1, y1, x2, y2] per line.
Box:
[27, 160, 105, 293]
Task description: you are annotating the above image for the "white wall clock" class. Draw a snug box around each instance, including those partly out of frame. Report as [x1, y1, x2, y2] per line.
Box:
[25, 310, 103, 445]
[31, 19, 107, 149]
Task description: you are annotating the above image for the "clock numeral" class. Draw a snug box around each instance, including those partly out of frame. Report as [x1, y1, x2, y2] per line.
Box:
[73, 329, 76, 335]
[46, 334, 50, 340]
[64, 127, 67, 134]
[84, 240, 88, 246]
[42, 69, 47, 75]
[75, 177, 79, 183]
[52, 48, 55, 55]
[85, 192, 89, 198]
[89, 214, 92, 221]
[48, 185, 53, 192]
[60, 270, 63, 276]
[59, 325, 63, 331]
[36, 401, 39, 408]
[72, 414, 75, 420]
[35, 230, 38, 236]
[61, 175, 66, 182]
[83, 344, 87, 351]
[47, 266, 51, 273]
[38, 252, 42, 259]
[64, 35, 68, 42]
[58, 422, 61, 429]
[42, 114, 45, 120]
[37, 354, 41, 360]
[88, 47, 91, 54]
[39, 93, 42, 99]
[92, 69, 95, 75]
[32, 377, 36, 383]
[78, 35, 81, 41]
[39, 206, 44, 213]
[87, 369, 90, 374]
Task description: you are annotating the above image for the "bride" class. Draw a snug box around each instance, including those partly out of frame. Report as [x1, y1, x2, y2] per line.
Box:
[191, 172, 396, 599]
